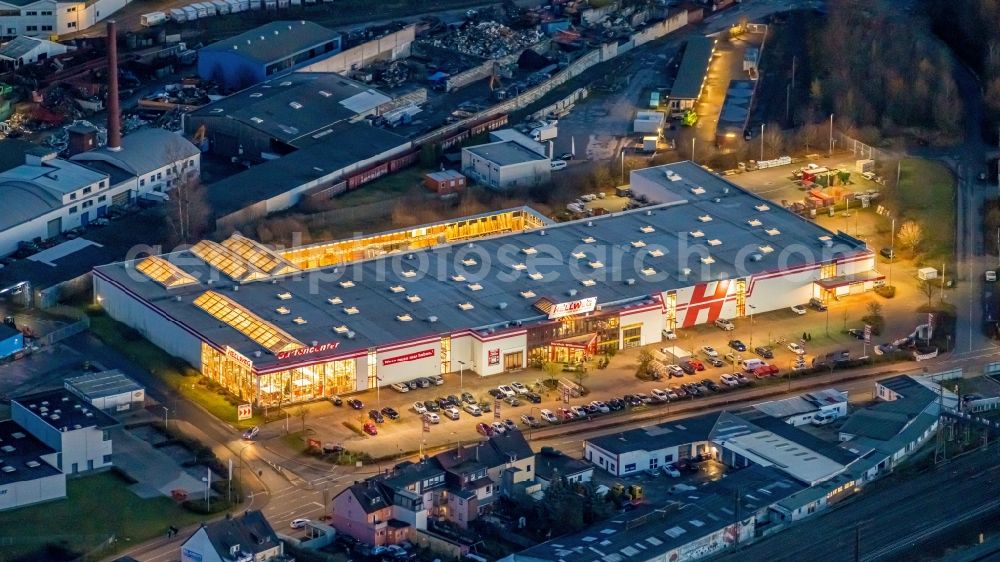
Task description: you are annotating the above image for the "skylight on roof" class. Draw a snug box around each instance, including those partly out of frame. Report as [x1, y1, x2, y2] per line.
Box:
[277, 292, 292, 300]
[755, 203, 771, 211]
[289, 101, 303, 109]
[581, 278, 596, 287]
[520, 290, 536, 298]
[467, 283, 483, 291]
[461, 258, 477, 266]
[276, 306, 290, 315]
[451, 274, 466, 282]
[759, 245, 774, 254]
[250, 117, 264, 124]
[589, 261, 604, 269]
[339, 280, 355, 288]
[707, 239, 722, 246]
[406, 294, 422, 303]
[690, 230, 705, 238]
[582, 236, 596, 243]
[522, 247, 537, 255]
[389, 285, 405, 293]
[512, 263, 527, 271]
[701, 256, 715, 265]
[458, 302, 474, 311]
[649, 249, 665, 257]
[640, 225, 655, 234]
[327, 296, 342, 305]
[401, 270, 416, 278]
[397, 314, 413, 322]
[631, 240, 647, 248]
[292, 316, 307, 325]
[571, 251, 586, 259]
[528, 272, 544, 280]
[344, 306, 359, 315]
[765, 228, 781, 236]
[698, 214, 713, 222]
[318, 90, 332, 97]
[747, 219, 762, 227]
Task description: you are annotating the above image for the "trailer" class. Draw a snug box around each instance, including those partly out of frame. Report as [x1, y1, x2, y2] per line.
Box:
[188, 2, 210, 17]
[248, 0, 262, 9]
[140, 11, 167, 26]
[210, 0, 230, 14]
[662, 346, 692, 362]
[182, 6, 199, 20]
[169, 7, 188, 21]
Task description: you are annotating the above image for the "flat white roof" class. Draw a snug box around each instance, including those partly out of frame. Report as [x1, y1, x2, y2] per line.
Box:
[722, 431, 847, 485]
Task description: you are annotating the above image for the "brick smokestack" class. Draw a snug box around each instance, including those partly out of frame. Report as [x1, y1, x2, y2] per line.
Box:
[106, 20, 122, 151]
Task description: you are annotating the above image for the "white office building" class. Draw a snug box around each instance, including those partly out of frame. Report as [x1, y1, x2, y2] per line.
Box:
[11, 388, 117, 474]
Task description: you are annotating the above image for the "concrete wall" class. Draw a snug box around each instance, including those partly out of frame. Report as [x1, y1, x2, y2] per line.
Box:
[473, 332, 527, 377]
[0, 472, 66, 511]
[59, 425, 112, 473]
[93, 274, 203, 368]
[300, 26, 415, 75]
[619, 305, 663, 347]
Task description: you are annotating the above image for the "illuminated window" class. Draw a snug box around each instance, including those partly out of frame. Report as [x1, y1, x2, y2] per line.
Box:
[193, 291, 302, 353]
[221, 233, 299, 276]
[191, 240, 267, 282]
[136, 256, 197, 288]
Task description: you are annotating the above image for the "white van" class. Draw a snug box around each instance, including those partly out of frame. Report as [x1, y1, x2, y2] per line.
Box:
[740, 358, 765, 372]
[812, 411, 837, 426]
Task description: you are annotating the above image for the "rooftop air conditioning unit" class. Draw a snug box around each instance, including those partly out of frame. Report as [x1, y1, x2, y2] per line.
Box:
[427, 316, 438, 323]
[568, 289, 577, 296]
[498, 302, 508, 310]
[625, 278, 635, 285]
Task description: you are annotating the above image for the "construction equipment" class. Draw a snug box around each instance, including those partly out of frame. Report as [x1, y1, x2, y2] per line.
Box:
[488, 63, 504, 92]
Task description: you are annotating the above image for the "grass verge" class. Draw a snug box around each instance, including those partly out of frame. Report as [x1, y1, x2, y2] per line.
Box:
[0, 471, 206, 561]
[897, 158, 956, 263]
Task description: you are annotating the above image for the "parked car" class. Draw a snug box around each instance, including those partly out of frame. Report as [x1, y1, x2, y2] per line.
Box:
[808, 297, 827, 311]
[447, 394, 461, 406]
[461, 392, 476, 404]
[429, 375, 444, 385]
[728, 339, 747, 352]
[590, 400, 610, 413]
[683, 383, 701, 396]
[524, 391, 543, 403]
[503, 419, 518, 432]
[443, 407, 461, 420]
[706, 357, 724, 368]
[679, 362, 696, 375]
[435, 397, 452, 409]
[407, 380, 420, 390]
[607, 398, 626, 411]
[700, 379, 720, 392]
[753, 364, 780, 378]
[368, 410, 385, 423]
[540, 409, 559, 423]
[423, 400, 440, 412]
[511, 382, 529, 394]
[666, 364, 685, 378]
[463, 403, 482, 416]
[570, 405, 588, 418]
[290, 518, 310, 529]
[686, 358, 705, 371]
[720, 373, 740, 387]
[380, 407, 399, 420]
[413, 401, 427, 414]
[521, 414, 541, 427]
[504, 395, 521, 407]
[242, 426, 260, 440]
[424, 412, 440, 424]
[988, 270, 998, 282]
[363, 422, 378, 436]
[754, 346, 774, 359]
[787, 342, 806, 355]
[663, 465, 681, 478]
[700, 345, 719, 358]
[488, 388, 506, 399]
[879, 247, 894, 260]
[330, 395, 343, 406]
[662, 328, 678, 340]
[558, 407, 576, 421]
[477, 422, 494, 436]
[390, 382, 410, 393]
[790, 305, 807, 315]
[497, 385, 516, 398]
[812, 411, 838, 426]
[491, 421, 507, 434]
[550, 160, 568, 171]
[734, 373, 750, 385]
[715, 318, 735, 331]
[651, 388, 670, 401]
[415, 377, 431, 388]
[347, 398, 364, 410]
[724, 351, 742, 364]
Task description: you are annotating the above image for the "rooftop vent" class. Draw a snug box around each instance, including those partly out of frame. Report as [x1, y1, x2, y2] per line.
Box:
[646, 210, 653, 216]
[641, 267, 656, 276]
[497, 302, 508, 310]
[406, 294, 421, 303]
[521, 247, 538, 255]
[458, 302, 474, 311]
[520, 290, 536, 298]
[568, 289, 578, 297]
[250, 117, 264, 124]
[279, 81, 292, 86]
[649, 249, 665, 257]
[344, 306, 359, 315]
[765, 228, 781, 236]
[625, 278, 636, 285]
[319, 90, 332, 97]
[397, 314, 413, 322]
[707, 239, 722, 246]
[747, 219, 762, 227]
[539, 229, 547, 236]
[640, 225, 655, 234]
[511, 263, 527, 271]
[589, 261, 604, 269]
[690, 186, 706, 195]
[631, 240, 647, 248]
[25, 460, 40, 468]
[665, 170, 682, 181]
[581, 278, 596, 287]
[467, 283, 483, 291]
[586, 221, 594, 227]
[427, 316, 438, 323]
[347, 331, 356, 339]
[327, 297, 343, 305]
[698, 214, 713, 222]
[292, 317, 307, 325]
[701, 256, 716, 265]
[275, 306, 290, 315]
[461, 258, 477, 266]
[755, 203, 771, 212]
[528, 272, 544, 281]
[249, 93, 263, 98]
[749, 253, 764, 262]
[389, 285, 405, 293]
[401, 270, 417, 278]
[277, 292, 292, 300]
[582, 236, 596, 243]
[339, 280, 355, 288]
[682, 267, 692, 276]
[451, 274, 466, 282]
[288, 101, 303, 110]
[334, 325, 349, 334]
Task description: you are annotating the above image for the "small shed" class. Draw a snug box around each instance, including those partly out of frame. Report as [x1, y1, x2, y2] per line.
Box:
[917, 267, 938, 281]
[0, 323, 23, 359]
[0, 36, 69, 69]
[65, 370, 145, 414]
[424, 170, 466, 194]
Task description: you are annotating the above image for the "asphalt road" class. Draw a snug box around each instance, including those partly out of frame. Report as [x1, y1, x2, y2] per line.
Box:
[711, 447, 1000, 562]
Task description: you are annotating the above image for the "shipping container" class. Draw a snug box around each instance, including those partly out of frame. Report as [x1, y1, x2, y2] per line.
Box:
[182, 6, 199, 20]
[211, 0, 230, 14]
[170, 7, 188, 21]
[140, 11, 167, 26]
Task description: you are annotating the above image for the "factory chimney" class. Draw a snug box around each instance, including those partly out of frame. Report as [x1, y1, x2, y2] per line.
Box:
[106, 20, 122, 152]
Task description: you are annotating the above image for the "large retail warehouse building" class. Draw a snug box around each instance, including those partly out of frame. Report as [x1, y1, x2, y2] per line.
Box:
[93, 162, 880, 407]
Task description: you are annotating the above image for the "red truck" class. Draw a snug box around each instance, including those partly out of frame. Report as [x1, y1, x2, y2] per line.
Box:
[752, 364, 780, 379]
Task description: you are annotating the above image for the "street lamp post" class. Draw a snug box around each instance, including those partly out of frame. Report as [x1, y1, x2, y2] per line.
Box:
[691, 138, 696, 164]
[162, 406, 169, 429]
[620, 150, 625, 184]
[828, 113, 834, 156]
[748, 305, 756, 348]
[760, 123, 765, 162]
[458, 360, 467, 393]
[888, 217, 895, 288]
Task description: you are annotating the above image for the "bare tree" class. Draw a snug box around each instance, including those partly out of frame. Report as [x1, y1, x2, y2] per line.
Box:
[896, 220, 923, 254]
[164, 146, 211, 246]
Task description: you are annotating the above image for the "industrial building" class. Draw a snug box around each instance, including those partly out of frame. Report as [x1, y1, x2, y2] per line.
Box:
[750, 388, 848, 426]
[11, 388, 117, 474]
[0, 127, 200, 257]
[667, 36, 716, 113]
[0, 0, 126, 39]
[0, 35, 68, 68]
[92, 162, 877, 408]
[0, 318, 23, 359]
[64, 370, 145, 414]
[461, 140, 551, 190]
[197, 21, 342, 90]
[0, 419, 65, 511]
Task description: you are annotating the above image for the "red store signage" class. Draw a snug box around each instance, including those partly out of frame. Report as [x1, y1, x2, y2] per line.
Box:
[383, 349, 434, 366]
[276, 341, 341, 360]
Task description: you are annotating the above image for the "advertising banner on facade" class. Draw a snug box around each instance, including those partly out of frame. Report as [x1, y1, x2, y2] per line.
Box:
[226, 346, 253, 369]
[548, 297, 598, 319]
[383, 349, 435, 366]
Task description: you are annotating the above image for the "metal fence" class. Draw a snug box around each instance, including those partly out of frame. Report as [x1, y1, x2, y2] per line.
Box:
[837, 132, 883, 163]
[38, 317, 90, 347]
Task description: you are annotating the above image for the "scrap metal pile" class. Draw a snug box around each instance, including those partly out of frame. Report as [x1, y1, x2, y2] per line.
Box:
[421, 21, 543, 59]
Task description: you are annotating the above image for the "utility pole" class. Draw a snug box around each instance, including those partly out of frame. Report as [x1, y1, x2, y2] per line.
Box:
[828, 113, 834, 157]
[691, 138, 696, 164]
[760, 123, 765, 161]
[785, 83, 791, 122]
[888, 217, 895, 288]
[854, 524, 861, 562]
